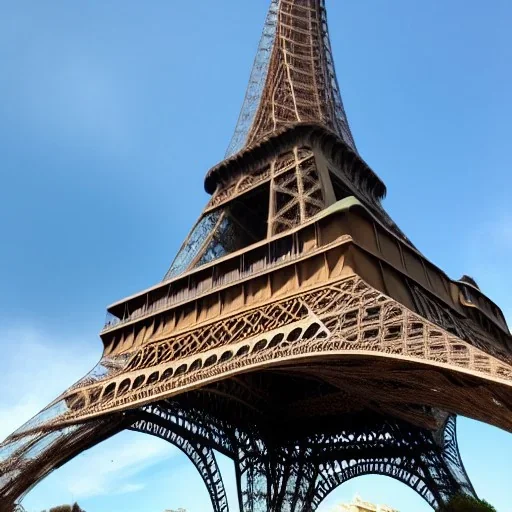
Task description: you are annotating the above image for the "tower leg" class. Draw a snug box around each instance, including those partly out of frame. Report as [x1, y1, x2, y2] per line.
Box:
[232, 417, 474, 511]
[133, 403, 476, 511]
[131, 415, 229, 512]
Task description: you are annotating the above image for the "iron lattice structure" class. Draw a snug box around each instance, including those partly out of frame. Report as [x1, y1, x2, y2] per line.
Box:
[2, 1, 512, 510]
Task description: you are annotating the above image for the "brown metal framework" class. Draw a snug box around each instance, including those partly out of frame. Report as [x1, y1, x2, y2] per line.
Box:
[1, 1, 511, 511]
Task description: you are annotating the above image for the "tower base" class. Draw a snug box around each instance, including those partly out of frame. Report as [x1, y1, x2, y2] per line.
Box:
[132, 399, 475, 511]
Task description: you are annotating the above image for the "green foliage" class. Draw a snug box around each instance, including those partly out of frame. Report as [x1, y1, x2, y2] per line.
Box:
[47, 504, 84, 512]
[438, 494, 497, 512]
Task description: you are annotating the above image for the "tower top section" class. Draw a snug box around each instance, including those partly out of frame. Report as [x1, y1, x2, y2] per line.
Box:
[226, 0, 357, 157]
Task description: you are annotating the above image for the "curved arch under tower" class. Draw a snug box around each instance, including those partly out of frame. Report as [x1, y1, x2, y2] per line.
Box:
[2, 1, 512, 510]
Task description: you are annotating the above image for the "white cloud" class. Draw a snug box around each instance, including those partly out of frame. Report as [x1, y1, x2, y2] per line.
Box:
[0, 325, 101, 442]
[62, 433, 176, 499]
[21, 430, 177, 509]
[114, 483, 146, 495]
[0, 324, 177, 509]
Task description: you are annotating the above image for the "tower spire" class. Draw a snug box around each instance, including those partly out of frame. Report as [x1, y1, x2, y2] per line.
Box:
[227, 0, 357, 157]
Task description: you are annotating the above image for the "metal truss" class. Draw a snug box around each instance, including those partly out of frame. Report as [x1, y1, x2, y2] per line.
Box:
[44, 275, 512, 431]
[130, 401, 474, 511]
[235, 0, 358, 154]
[129, 417, 229, 512]
[1, 0, 510, 510]
[226, 1, 357, 157]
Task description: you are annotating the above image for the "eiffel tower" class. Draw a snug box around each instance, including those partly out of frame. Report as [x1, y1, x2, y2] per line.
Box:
[1, 1, 511, 510]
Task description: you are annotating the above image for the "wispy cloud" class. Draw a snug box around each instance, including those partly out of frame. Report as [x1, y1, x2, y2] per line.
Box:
[62, 433, 176, 499]
[114, 483, 146, 495]
[22, 430, 177, 509]
[0, 324, 176, 509]
[0, 325, 100, 442]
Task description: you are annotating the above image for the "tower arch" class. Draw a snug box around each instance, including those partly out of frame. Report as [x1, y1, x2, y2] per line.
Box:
[1, 0, 511, 510]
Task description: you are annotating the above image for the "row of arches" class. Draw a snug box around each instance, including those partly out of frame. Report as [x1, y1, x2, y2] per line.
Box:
[69, 320, 326, 412]
[21, 411, 469, 511]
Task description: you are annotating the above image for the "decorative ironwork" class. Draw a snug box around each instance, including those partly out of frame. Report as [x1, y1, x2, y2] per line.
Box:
[1, 1, 510, 511]
[129, 402, 473, 511]
[130, 418, 228, 512]
[232, 0, 358, 154]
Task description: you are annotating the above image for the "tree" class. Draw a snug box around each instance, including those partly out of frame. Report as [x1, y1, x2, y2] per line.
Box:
[438, 494, 497, 512]
[47, 504, 84, 512]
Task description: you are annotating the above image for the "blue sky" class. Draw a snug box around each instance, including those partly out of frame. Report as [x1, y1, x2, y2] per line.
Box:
[1, 1, 511, 510]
